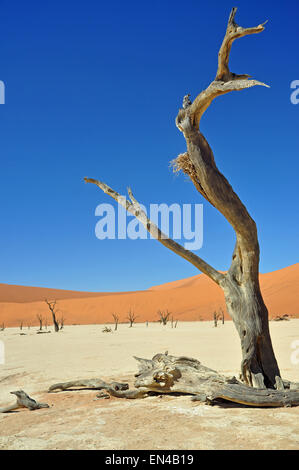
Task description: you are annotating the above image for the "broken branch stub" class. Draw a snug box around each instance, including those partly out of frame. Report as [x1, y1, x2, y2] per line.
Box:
[0, 390, 49, 413]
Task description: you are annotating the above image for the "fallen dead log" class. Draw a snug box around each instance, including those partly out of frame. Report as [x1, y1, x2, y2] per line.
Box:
[0, 390, 49, 413]
[48, 379, 129, 394]
[47, 352, 299, 407]
[193, 383, 299, 407]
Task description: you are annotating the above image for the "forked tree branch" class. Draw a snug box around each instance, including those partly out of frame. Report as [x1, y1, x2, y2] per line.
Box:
[174, 7, 268, 276]
[216, 7, 268, 81]
[84, 178, 225, 285]
[176, 7, 269, 130]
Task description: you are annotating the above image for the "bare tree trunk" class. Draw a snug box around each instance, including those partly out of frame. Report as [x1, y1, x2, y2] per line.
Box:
[112, 313, 119, 331]
[221, 308, 224, 325]
[223, 275, 281, 388]
[37, 314, 43, 331]
[84, 8, 283, 390]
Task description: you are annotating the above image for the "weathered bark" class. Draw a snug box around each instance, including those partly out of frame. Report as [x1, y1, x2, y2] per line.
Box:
[47, 352, 299, 407]
[223, 269, 282, 389]
[0, 390, 49, 413]
[84, 8, 291, 390]
[193, 383, 299, 408]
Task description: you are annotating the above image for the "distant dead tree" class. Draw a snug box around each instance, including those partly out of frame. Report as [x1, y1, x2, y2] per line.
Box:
[36, 314, 44, 331]
[112, 313, 119, 331]
[59, 314, 65, 330]
[213, 311, 220, 328]
[219, 307, 225, 325]
[273, 314, 290, 322]
[146, 321, 148, 327]
[45, 299, 60, 332]
[0, 323, 4, 331]
[19, 321, 23, 331]
[213, 308, 225, 327]
[174, 320, 178, 328]
[158, 309, 171, 326]
[127, 309, 137, 328]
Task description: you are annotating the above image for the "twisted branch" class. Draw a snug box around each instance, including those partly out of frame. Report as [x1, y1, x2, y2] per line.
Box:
[84, 178, 224, 285]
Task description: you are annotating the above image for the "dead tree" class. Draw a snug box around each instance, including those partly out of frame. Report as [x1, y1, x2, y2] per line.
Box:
[58, 314, 65, 330]
[112, 313, 119, 331]
[36, 314, 44, 331]
[273, 314, 290, 322]
[213, 309, 223, 327]
[19, 321, 23, 331]
[0, 323, 4, 331]
[158, 309, 171, 326]
[220, 308, 225, 325]
[127, 309, 137, 328]
[84, 8, 286, 391]
[45, 299, 60, 332]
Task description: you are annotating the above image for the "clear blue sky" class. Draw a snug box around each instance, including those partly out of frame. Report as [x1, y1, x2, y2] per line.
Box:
[0, 0, 298, 292]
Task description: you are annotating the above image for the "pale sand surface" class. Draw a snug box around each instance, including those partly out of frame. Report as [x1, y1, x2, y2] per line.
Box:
[0, 320, 298, 450]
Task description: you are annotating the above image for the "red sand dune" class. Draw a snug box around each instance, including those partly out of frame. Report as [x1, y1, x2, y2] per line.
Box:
[0, 264, 298, 327]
